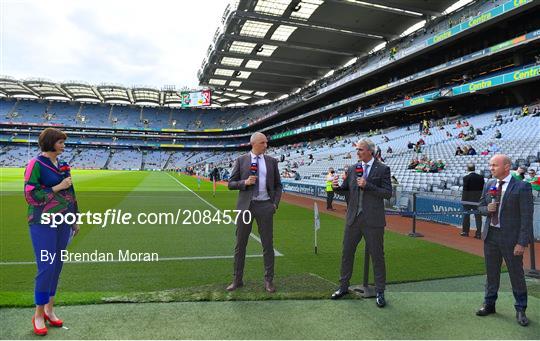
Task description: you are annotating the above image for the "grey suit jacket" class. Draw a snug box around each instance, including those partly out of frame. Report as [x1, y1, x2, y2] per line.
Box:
[335, 159, 392, 227]
[228, 153, 283, 211]
[478, 176, 533, 245]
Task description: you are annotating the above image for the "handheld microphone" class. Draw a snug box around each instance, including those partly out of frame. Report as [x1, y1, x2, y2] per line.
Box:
[488, 186, 498, 203]
[355, 163, 364, 178]
[250, 162, 258, 176]
[59, 162, 71, 178]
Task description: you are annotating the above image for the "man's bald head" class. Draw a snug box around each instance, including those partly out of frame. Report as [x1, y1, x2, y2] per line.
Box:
[250, 132, 268, 155]
[489, 153, 512, 180]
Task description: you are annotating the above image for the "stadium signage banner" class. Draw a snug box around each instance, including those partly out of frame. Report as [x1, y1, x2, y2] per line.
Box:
[282, 182, 346, 202]
[415, 196, 463, 226]
[453, 64, 540, 95]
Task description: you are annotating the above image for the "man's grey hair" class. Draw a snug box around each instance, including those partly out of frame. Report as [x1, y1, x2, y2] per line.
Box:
[356, 137, 376, 153]
[250, 132, 266, 144]
[467, 163, 475, 172]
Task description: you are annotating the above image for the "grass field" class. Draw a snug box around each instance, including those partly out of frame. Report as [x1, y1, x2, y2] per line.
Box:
[1, 167, 539, 339]
[1, 167, 488, 307]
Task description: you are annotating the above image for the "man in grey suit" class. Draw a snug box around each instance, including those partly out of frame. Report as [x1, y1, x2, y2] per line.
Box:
[227, 132, 282, 293]
[330, 138, 392, 307]
[476, 154, 533, 326]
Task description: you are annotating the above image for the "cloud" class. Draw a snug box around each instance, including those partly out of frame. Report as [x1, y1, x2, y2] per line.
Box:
[0, 0, 229, 88]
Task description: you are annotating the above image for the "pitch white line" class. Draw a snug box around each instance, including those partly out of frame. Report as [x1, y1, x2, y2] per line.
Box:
[166, 172, 284, 256]
[0, 254, 272, 266]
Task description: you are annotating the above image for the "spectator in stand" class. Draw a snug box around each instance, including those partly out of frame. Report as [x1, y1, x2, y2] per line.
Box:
[417, 138, 425, 145]
[344, 152, 352, 159]
[464, 132, 475, 141]
[526, 169, 540, 193]
[494, 129, 502, 139]
[415, 160, 428, 173]
[476, 128, 483, 135]
[468, 146, 477, 155]
[435, 159, 446, 171]
[386, 146, 393, 154]
[414, 143, 422, 154]
[458, 131, 465, 139]
[446, 131, 453, 138]
[521, 105, 529, 117]
[456, 146, 464, 156]
[428, 161, 439, 173]
[532, 107, 539, 117]
[462, 146, 470, 155]
[374, 146, 382, 160]
[494, 112, 503, 124]
[408, 158, 419, 170]
[512, 166, 527, 181]
[407, 141, 414, 149]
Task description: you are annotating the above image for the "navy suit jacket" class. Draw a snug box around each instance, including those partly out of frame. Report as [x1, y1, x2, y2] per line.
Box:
[478, 176, 533, 246]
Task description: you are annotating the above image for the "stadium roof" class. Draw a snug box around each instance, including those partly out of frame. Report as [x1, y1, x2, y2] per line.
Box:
[198, 0, 458, 105]
[0, 76, 215, 107]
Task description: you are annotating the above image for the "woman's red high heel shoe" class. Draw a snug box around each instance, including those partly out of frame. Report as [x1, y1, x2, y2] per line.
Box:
[32, 316, 48, 336]
[44, 313, 63, 327]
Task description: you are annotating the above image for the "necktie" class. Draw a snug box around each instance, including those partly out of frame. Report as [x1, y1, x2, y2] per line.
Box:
[356, 164, 369, 216]
[491, 180, 504, 226]
[253, 156, 260, 199]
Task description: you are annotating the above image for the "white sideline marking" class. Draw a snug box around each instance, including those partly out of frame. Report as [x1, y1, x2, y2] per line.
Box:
[166, 172, 284, 256]
[0, 254, 274, 266]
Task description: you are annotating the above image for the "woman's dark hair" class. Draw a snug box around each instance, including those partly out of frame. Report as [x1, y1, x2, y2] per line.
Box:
[38, 128, 67, 152]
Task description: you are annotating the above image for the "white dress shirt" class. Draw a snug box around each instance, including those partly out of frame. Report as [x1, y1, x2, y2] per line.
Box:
[250, 152, 270, 201]
[362, 157, 375, 178]
[492, 173, 512, 228]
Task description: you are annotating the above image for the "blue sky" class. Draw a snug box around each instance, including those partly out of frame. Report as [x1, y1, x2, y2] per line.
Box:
[0, 0, 229, 88]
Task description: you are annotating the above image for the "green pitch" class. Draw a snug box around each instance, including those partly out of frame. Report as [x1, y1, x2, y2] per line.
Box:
[1, 168, 487, 307]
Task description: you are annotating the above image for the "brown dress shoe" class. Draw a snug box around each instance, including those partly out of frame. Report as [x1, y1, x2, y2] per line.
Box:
[264, 280, 276, 293]
[226, 281, 244, 291]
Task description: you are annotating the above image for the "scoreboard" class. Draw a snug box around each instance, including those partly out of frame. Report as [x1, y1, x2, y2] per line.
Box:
[180, 90, 211, 107]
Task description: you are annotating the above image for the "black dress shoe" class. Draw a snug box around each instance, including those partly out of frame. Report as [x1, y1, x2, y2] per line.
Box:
[474, 234, 481, 239]
[376, 292, 386, 308]
[476, 304, 496, 316]
[330, 288, 348, 300]
[516, 311, 529, 326]
[460, 232, 469, 237]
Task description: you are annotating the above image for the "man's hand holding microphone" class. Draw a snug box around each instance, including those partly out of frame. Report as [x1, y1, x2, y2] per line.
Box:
[245, 175, 258, 186]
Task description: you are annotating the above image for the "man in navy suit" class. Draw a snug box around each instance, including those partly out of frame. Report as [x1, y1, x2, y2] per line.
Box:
[476, 154, 533, 326]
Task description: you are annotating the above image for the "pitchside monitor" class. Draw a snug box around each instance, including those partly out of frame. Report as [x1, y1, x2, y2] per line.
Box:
[180, 89, 211, 107]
